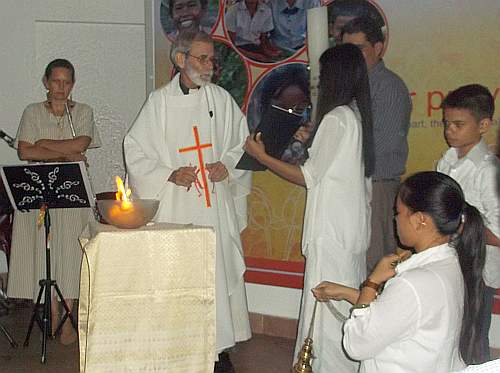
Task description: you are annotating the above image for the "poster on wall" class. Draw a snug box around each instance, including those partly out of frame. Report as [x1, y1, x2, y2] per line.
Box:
[150, 0, 499, 289]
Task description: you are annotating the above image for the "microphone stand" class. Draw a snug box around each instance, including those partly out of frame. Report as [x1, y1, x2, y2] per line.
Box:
[64, 102, 76, 138]
[0, 130, 15, 148]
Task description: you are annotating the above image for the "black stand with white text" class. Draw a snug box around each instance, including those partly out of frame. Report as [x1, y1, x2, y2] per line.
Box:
[0, 176, 17, 348]
[0, 162, 94, 363]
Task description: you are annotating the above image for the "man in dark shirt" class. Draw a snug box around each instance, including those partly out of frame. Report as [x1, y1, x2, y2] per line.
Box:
[342, 17, 412, 272]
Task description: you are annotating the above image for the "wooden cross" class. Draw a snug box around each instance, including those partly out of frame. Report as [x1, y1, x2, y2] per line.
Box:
[178, 126, 213, 207]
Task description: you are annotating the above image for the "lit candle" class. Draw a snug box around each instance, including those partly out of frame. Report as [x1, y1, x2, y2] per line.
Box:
[115, 176, 133, 211]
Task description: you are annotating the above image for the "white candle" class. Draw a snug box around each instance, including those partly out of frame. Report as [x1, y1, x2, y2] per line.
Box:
[306, 6, 329, 124]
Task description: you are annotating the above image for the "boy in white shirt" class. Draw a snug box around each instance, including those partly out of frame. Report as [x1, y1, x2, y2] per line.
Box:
[437, 84, 500, 362]
[225, 0, 281, 62]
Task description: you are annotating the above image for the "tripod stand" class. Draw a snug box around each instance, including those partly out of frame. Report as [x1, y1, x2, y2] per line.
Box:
[23, 204, 77, 363]
[1, 161, 94, 363]
[0, 178, 17, 348]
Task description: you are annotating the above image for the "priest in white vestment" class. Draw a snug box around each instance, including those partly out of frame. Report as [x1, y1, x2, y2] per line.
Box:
[123, 31, 251, 369]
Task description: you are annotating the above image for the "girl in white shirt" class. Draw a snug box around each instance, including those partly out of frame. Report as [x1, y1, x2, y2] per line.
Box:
[313, 171, 486, 372]
[245, 44, 374, 373]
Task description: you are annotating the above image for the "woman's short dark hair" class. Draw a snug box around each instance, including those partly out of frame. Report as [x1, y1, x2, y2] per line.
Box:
[315, 43, 374, 176]
[44, 59, 75, 82]
[399, 171, 486, 365]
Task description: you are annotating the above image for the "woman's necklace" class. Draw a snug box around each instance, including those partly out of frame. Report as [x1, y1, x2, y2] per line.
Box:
[55, 114, 64, 127]
[46, 101, 65, 127]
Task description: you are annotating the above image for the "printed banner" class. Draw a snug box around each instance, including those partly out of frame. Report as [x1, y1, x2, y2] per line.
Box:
[153, 0, 499, 289]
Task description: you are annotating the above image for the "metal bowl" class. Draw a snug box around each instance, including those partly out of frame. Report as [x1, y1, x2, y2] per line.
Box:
[96, 199, 159, 229]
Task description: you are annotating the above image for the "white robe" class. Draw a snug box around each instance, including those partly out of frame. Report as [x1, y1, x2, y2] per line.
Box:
[295, 105, 371, 373]
[123, 74, 252, 354]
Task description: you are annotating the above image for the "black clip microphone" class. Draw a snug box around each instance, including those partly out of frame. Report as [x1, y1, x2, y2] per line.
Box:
[203, 85, 214, 119]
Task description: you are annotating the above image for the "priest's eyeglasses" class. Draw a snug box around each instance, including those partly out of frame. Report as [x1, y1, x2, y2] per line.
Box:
[186, 53, 218, 66]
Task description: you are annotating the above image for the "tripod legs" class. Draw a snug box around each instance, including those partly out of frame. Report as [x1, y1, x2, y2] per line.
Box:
[0, 322, 17, 348]
[22, 206, 78, 362]
[52, 284, 77, 341]
[0, 288, 17, 348]
[24, 279, 77, 363]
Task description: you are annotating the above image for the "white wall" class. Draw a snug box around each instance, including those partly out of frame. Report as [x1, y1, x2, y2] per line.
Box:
[246, 283, 301, 319]
[0, 0, 146, 193]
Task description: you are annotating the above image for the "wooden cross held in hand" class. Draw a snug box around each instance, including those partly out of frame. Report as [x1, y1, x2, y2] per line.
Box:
[178, 126, 213, 207]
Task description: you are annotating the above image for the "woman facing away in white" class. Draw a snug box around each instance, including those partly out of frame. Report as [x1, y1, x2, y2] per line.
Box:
[245, 43, 374, 372]
[313, 171, 486, 372]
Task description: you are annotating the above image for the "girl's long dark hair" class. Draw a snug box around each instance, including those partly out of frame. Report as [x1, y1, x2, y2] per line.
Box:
[399, 171, 486, 364]
[314, 43, 374, 176]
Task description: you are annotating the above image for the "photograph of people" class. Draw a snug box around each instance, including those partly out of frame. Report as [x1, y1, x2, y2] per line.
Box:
[212, 40, 249, 107]
[247, 63, 312, 165]
[225, 0, 282, 63]
[325, 0, 386, 46]
[269, 0, 321, 54]
[160, 0, 217, 41]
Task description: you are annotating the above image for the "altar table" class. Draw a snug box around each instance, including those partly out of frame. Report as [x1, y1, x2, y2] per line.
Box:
[78, 221, 215, 372]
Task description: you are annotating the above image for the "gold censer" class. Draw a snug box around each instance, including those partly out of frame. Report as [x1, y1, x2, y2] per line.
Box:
[292, 300, 318, 373]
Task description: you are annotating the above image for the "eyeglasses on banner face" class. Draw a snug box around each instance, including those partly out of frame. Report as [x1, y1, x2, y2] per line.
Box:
[272, 103, 312, 119]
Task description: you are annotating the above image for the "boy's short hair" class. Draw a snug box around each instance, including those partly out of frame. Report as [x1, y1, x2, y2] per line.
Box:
[341, 16, 384, 45]
[442, 84, 495, 121]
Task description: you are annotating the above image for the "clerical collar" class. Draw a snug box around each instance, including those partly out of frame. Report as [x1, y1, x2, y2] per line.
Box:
[179, 78, 199, 95]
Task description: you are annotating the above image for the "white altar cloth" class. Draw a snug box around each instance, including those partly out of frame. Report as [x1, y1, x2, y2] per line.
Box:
[78, 221, 215, 372]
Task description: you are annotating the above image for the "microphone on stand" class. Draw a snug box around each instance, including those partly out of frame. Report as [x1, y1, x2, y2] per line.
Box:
[0, 130, 15, 148]
[64, 102, 77, 138]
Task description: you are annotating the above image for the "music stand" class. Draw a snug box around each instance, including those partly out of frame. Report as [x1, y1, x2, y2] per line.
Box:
[0, 161, 94, 363]
[0, 176, 17, 348]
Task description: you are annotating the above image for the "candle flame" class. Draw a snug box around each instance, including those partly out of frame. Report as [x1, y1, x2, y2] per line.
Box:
[115, 176, 132, 210]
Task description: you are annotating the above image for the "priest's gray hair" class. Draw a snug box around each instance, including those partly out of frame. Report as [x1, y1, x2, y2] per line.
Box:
[169, 30, 213, 68]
